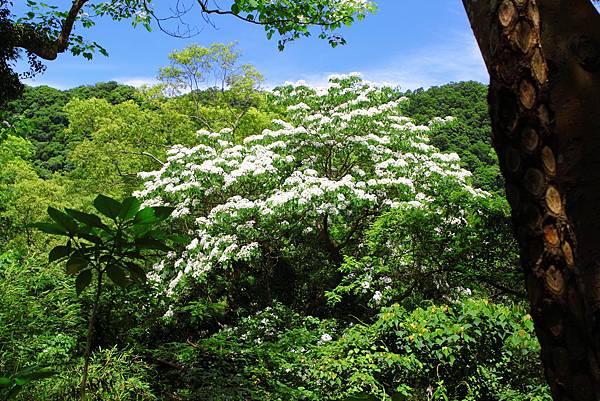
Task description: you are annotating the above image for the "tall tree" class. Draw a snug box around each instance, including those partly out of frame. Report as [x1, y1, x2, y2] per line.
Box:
[462, 1, 600, 399]
[158, 42, 265, 135]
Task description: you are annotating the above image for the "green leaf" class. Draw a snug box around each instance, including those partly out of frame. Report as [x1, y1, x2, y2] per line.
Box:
[126, 262, 146, 283]
[75, 270, 92, 296]
[133, 207, 157, 225]
[65, 209, 106, 228]
[0, 377, 10, 387]
[132, 223, 151, 238]
[144, 229, 167, 240]
[47, 207, 78, 232]
[81, 233, 103, 244]
[152, 206, 175, 221]
[66, 256, 88, 275]
[29, 222, 68, 236]
[119, 197, 141, 220]
[48, 245, 70, 263]
[93, 194, 122, 219]
[14, 377, 29, 386]
[135, 237, 171, 252]
[106, 264, 129, 287]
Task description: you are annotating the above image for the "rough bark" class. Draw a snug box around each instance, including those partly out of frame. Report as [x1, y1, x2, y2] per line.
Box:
[462, 0, 600, 399]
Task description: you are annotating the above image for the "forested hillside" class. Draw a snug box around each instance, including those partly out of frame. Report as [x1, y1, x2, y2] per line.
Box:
[0, 53, 546, 400]
[0, 82, 139, 177]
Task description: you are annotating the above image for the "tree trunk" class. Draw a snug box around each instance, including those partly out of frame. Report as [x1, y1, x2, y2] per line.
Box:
[461, 0, 600, 399]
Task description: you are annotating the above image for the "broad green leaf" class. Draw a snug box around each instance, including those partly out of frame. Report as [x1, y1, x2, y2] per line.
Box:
[152, 206, 175, 221]
[135, 237, 171, 252]
[81, 233, 103, 244]
[47, 207, 78, 232]
[119, 197, 141, 220]
[48, 245, 70, 263]
[106, 264, 129, 287]
[66, 256, 88, 275]
[132, 223, 152, 237]
[75, 270, 92, 296]
[134, 207, 157, 225]
[126, 262, 146, 283]
[65, 208, 106, 228]
[144, 229, 167, 240]
[93, 194, 122, 219]
[29, 222, 68, 236]
[0, 377, 10, 387]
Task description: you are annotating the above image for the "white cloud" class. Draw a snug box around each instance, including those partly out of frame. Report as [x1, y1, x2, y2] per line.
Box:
[113, 76, 159, 87]
[267, 30, 488, 91]
[361, 30, 489, 90]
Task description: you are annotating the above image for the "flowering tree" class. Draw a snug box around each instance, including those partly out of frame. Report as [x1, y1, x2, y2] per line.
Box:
[136, 75, 487, 310]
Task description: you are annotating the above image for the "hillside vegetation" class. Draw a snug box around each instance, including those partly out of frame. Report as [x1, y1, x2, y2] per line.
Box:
[0, 55, 546, 400]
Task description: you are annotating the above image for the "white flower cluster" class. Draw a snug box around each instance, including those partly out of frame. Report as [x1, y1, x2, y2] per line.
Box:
[136, 75, 485, 297]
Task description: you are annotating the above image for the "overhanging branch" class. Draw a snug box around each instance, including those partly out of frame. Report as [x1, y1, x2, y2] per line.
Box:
[196, 0, 346, 28]
[12, 0, 89, 60]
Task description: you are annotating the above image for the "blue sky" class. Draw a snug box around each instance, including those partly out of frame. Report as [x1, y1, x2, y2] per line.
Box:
[16, 1, 489, 90]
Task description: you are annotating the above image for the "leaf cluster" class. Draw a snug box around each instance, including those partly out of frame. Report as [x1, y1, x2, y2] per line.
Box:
[32, 194, 175, 294]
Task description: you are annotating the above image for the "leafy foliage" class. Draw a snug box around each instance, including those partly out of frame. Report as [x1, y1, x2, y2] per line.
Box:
[36, 195, 174, 293]
[0, 0, 24, 105]
[0, 82, 139, 177]
[157, 43, 274, 140]
[0, 365, 55, 401]
[0, 68, 545, 400]
[155, 300, 548, 400]
[402, 82, 501, 193]
[328, 188, 521, 310]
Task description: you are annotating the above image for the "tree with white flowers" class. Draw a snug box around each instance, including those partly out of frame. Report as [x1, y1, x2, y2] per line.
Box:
[136, 74, 488, 311]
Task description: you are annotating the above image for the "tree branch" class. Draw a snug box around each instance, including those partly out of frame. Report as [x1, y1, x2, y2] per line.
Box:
[12, 0, 89, 60]
[196, 0, 347, 28]
[118, 151, 165, 166]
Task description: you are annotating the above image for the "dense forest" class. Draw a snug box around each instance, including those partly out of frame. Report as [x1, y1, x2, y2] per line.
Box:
[0, 45, 548, 400]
